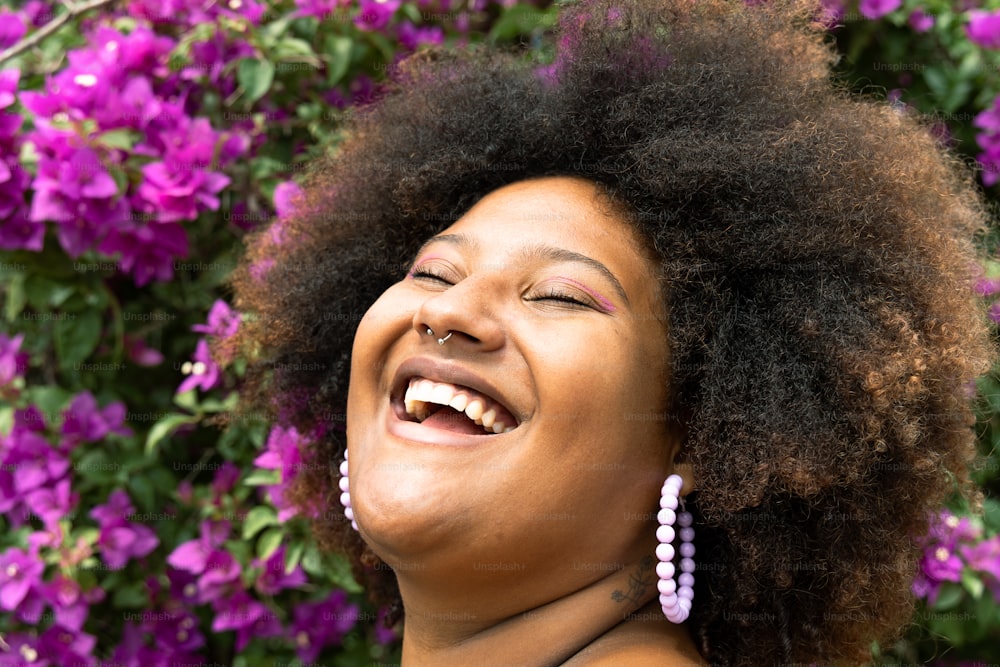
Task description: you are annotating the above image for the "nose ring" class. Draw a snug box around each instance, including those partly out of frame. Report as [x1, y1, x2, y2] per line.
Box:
[426, 327, 452, 346]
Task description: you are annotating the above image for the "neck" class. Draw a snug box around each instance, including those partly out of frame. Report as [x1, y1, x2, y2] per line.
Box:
[397, 554, 691, 666]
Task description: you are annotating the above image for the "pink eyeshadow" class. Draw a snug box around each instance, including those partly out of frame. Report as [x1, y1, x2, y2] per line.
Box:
[557, 277, 618, 312]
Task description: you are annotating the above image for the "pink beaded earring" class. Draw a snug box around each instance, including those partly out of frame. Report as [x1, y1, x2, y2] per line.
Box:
[338, 451, 358, 531]
[656, 473, 695, 623]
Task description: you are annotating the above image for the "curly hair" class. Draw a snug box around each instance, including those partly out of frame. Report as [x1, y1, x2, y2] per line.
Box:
[231, 0, 995, 663]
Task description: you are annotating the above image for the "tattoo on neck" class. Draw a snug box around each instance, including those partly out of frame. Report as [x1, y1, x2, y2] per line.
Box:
[611, 555, 655, 606]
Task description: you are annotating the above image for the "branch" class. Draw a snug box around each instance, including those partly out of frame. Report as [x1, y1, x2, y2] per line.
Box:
[0, 0, 119, 67]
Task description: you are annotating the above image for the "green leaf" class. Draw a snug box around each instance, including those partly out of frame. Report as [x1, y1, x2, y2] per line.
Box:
[961, 568, 985, 599]
[242, 505, 279, 539]
[488, 4, 558, 43]
[74, 449, 122, 483]
[145, 413, 200, 455]
[237, 58, 275, 103]
[285, 539, 305, 574]
[55, 310, 102, 367]
[931, 581, 964, 611]
[243, 468, 281, 486]
[324, 35, 353, 87]
[983, 498, 1000, 532]
[111, 581, 148, 609]
[97, 128, 137, 151]
[4, 272, 26, 322]
[256, 525, 284, 560]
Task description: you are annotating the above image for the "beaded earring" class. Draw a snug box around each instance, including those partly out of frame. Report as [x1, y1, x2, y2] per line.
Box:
[338, 451, 358, 531]
[656, 474, 695, 623]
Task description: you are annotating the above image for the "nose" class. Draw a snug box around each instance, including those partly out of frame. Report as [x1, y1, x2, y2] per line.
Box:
[412, 280, 505, 351]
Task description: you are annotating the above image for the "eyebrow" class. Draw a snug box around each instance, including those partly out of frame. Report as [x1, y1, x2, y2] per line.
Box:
[413, 233, 631, 306]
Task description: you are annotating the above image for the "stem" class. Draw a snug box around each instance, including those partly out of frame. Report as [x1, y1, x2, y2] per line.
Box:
[0, 0, 119, 67]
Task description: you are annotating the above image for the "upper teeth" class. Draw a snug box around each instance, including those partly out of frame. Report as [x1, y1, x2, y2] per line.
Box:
[404, 378, 516, 434]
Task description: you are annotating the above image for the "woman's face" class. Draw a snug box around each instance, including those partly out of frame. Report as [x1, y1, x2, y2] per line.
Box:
[347, 176, 678, 591]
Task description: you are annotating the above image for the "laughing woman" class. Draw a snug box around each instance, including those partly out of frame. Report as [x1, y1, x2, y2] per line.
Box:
[232, 0, 994, 664]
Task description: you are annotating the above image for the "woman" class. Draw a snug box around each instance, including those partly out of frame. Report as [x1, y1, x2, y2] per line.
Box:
[232, 0, 994, 664]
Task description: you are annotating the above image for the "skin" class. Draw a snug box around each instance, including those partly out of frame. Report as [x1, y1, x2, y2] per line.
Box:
[346, 176, 704, 666]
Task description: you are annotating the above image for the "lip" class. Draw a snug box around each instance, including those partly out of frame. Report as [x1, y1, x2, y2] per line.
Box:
[389, 356, 524, 428]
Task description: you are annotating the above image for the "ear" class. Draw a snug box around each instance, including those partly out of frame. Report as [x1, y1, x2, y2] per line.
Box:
[671, 460, 696, 496]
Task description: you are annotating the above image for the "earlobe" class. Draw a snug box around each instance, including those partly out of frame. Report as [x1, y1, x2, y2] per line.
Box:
[671, 461, 696, 496]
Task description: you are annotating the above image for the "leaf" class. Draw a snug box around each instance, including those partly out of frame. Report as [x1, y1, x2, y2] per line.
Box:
[111, 581, 148, 609]
[932, 581, 964, 611]
[97, 128, 137, 151]
[4, 272, 25, 322]
[242, 505, 279, 539]
[285, 540, 305, 574]
[54, 310, 102, 368]
[256, 526, 284, 560]
[237, 58, 275, 103]
[243, 468, 281, 486]
[488, 4, 558, 43]
[145, 413, 200, 455]
[961, 568, 984, 599]
[324, 35, 353, 87]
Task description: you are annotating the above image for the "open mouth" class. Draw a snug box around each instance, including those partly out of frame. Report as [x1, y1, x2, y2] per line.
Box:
[393, 376, 520, 435]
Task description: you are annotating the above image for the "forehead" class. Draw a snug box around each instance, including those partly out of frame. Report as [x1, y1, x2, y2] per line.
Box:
[441, 176, 651, 270]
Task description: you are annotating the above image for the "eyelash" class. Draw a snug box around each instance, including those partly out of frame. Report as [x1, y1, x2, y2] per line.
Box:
[408, 269, 591, 308]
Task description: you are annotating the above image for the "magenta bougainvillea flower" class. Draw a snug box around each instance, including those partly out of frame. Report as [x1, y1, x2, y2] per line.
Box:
[61, 391, 132, 446]
[288, 590, 360, 661]
[355, 0, 402, 31]
[0, 331, 27, 386]
[253, 425, 307, 521]
[252, 545, 307, 596]
[968, 10, 1000, 50]
[89, 489, 160, 570]
[192, 299, 241, 340]
[859, 0, 902, 20]
[0, 546, 44, 611]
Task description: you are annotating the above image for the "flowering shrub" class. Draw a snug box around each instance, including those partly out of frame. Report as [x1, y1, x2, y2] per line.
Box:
[0, 0, 998, 665]
[0, 0, 555, 664]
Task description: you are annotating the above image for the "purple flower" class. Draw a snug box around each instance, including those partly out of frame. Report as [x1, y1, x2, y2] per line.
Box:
[859, 0, 901, 20]
[211, 591, 281, 651]
[254, 425, 307, 520]
[28, 143, 130, 257]
[61, 391, 132, 446]
[146, 608, 205, 654]
[968, 10, 1000, 50]
[192, 300, 240, 340]
[253, 545, 307, 596]
[355, 0, 402, 32]
[0, 68, 18, 110]
[397, 21, 445, 50]
[124, 334, 164, 366]
[168, 520, 230, 574]
[97, 521, 160, 569]
[0, 10, 26, 50]
[5, 428, 69, 497]
[89, 489, 159, 569]
[273, 180, 304, 223]
[289, 590, 359, 661]
[211, 461, 241, 500]
[36, 624, 97, 666]
[0, 633, 47, 667]
[99, 220, 189, 287]
[908, 9, 934, 33]
[0, 332, 27, 386]
[295, 0, 346, 20]
[24, 478, 77, 531]
[43, 574, 91, 631]
[0, 546, 44, 611]
[374, 606, 400, 645]
[176, 339, 221, 394]
[89, 488, 134, 526]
